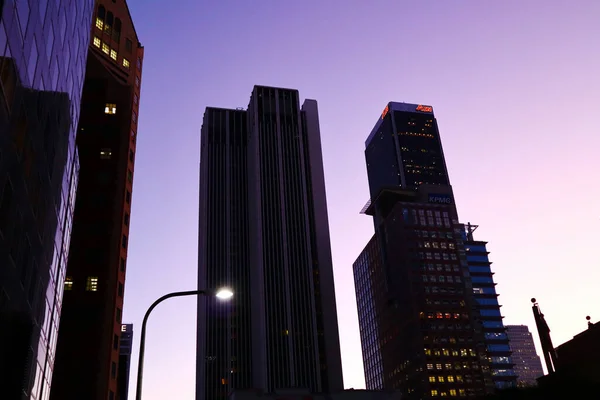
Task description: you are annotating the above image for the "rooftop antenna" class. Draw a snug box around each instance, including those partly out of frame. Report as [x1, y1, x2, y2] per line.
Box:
[587, 315, 592, 329]
[465, 222, 479, 241]
[531, 298, 558, 374]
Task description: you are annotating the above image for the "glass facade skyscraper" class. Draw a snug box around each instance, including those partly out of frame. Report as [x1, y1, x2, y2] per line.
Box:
[0, 0, 94, 398]
[462, 224, 517, 389]
[197, 86, 344, 400]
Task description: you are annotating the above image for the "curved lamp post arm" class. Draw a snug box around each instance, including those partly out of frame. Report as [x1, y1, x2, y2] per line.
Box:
[135, 289, 207, 400]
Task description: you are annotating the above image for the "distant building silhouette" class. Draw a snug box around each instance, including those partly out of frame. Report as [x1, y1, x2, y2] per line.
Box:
[505, 325, 544, 386]
[118, 324, 134, 400]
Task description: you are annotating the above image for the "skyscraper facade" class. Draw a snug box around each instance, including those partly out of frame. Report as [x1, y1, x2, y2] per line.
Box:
[197, 86, 344, 400]
[462, 224, 517, 389]
[0, 1, 94, 397]
[354, 102, 494, 399]
[50, 1, 143, 399]
[118, 324, 134, 400]
[505, 325, 544, 387]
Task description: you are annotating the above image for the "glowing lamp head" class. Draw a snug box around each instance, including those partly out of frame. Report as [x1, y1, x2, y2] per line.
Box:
[215, 288, 234, 300]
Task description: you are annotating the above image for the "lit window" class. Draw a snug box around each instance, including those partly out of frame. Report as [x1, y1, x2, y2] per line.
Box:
[110, 49, 117, 61]
[100, 148, 112, 159]
[438, 376, 445, 383]
[427, 364, 434, 370]
[102, 43, 110, 55]
[105, 103, 116, 114]
[459, 389, 466, 396]
[447, 376, 455, 382]
[443, 349, 450, 356]
[86, 277, 98, 291]
[436, 363, 442, 370]
[429, 376, 436, 382]
[424, 348, 431, 356]
[456, 375, 464, 382]
[123, 58, 130, 68]
[95, 17, 103, 29]
[449, 390, 457, 397]
[93, 37, 101, 48]
[431, 390, 438, 396]
[64, 277, 73, 291]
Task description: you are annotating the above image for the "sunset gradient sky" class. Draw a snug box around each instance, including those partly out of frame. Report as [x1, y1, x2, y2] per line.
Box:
[120, 1, 600, 398]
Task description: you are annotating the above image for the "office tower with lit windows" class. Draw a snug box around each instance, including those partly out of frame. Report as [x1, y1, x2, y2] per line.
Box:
[50, 1, 143, 399]
[462, 224, 517, 389]
[354, 102, 494, 399]
[505, 325, 544, 387]
[197, 86, 344, 400]
[0, 1, 94, 398]
[118, 324, 134, 400]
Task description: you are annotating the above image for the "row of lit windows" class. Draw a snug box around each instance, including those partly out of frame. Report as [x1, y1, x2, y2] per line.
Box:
[399, 131, 435, 138]
[93, 37, 131, 68]
[65, 277, 98, 291]
[423, 275, 462, 283]
[423, 264, 460, 273]
[431, 389, 465, 397]
[422, 312, 469, 320]
[417, 230, 454, 239]
[423, 323, 473, 331]
[424, 348, 477, 357]
[420, 252, 458, 261]
[428, 362, 480, 371]
[423, 241, 456, 250]
[429, 375, 465, 383]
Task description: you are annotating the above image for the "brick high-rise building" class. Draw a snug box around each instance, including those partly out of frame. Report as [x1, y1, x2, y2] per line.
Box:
[50, 1, 143, 399]
[0, 1, 94, 398]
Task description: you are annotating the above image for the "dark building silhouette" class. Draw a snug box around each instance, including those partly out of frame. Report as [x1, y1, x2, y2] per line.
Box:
[531, 304, 600, 387]
[118, 324, 134, 400]
[552, 319, 600, 384]
[50, 1, 143, 399]
[505, 325, 543, 387]
[197, 86, 344, 399]
[354, 102, 494, 399]
[462, 224, 517, 389]
[363, 102, 450, 227]
[0, 1, 94, 398]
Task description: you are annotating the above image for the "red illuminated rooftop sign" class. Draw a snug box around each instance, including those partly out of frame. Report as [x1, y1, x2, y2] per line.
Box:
[381, 105, 389, 119]
[416, 104, 433, 113]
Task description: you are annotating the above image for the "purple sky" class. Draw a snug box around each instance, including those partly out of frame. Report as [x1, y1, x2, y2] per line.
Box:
[122, 0, 600, 398]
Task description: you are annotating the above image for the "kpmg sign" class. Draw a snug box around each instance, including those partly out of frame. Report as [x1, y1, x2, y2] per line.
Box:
[428, 194, 453, 205]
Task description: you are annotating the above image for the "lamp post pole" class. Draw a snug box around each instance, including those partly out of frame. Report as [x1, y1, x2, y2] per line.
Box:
[135, 290, 206, 400]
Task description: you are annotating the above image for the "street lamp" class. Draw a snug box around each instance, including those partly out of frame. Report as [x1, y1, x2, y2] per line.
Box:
[135, 288, 233, 400]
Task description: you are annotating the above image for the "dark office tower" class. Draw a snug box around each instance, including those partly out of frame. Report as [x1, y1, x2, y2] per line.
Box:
[354, 186, 494, 399]
[505, 325, 544, 387]
[0, 1, 94, 398]
[197, 86, 344, 400]
[117, 324, 134, 400]
[364, 103, 450, 227]
[50, 1, 143, 399]
[354, 102, 494, 399]
[462, 224, 517, 389]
